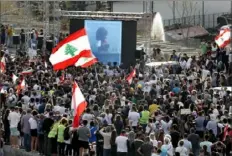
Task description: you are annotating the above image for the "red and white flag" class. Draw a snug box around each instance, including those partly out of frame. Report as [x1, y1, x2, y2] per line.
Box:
[17, 78, 26, 94]
[0, 56, 6, 73]
[21, 68, 33, 75]
[75, 55, 97, 68]
[49, 28, 95, 70]
[12, 74, 18, 84]
[215, 28, 231, 48]
[126, 69, 136, 84]
[71, 82, 87, 128]
[59, 73, 65, 83]
[20, 79, 26, 90]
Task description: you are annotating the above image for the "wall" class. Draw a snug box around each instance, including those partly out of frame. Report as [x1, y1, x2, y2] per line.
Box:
[112, 1, 231, 20]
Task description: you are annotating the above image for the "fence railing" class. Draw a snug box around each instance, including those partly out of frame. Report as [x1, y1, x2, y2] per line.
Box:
[163, 12, 229, 29]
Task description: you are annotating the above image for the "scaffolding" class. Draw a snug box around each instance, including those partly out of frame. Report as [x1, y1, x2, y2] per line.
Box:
[23, 0, 32, 51]
[61, 11, 145, 20]
[43, 1, 49, 51]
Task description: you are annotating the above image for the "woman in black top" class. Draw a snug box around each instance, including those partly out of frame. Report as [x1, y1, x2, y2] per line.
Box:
[110, 130, 117, 156]
[127, 131, 135, 156]
[3, 109, 10, 144]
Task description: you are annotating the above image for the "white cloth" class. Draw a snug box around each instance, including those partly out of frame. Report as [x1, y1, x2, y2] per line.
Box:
[186, 58, 192, 69]
[161, 120, 173, 134]
[104, 113, 113, 125]
[82, 113, 94, 126]
[180, 60, 187, 69]
[175, 146, 188, 156]
[53, 105, 66, 114]
[8, 111, 20, 128]
[115, 136, 128, 152]
[28, 117, 37, 129]
[128, 111, 140, 127]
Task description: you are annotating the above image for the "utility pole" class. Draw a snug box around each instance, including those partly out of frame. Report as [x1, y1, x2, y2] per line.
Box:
[43, 1, 49, 52]
[173, 1, 176, 24]
[202, 1, 205, 27]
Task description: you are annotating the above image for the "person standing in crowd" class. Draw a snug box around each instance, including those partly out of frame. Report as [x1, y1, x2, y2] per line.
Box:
[76, 120, 91, 156]
[200, 134, 213, 154]
[28, 110, 38, 152]
[188, 128, 200, 156]
[48, 115, 61, 156]
[42, 111, 54, 155]
[115, 130, 128, 156]
[114, 115, 124, 136]
[20, 29, 26, 51]
[21, 108, 32, 151]
[195, 111, 205, 139]
[8, 107, 20, 148]
[7, 25, 13, 48]
[178, 133, 192, 155]
[138, 136, 153, 156]
[128, 106, 140, 131]
[3, 109, 10, 145]
[110, 130, 117, 156]
[1, 25, 6, 45]
[175, 141, 188, 156]
[98, 126, 111, 156]
[139, 105, 150, 132]
[127, 131, 135, 156]
[170, 124, 181, 149]
[37, 114, 45, 155]
[64, 120, 73, 156]
[89, 121, 97, 144]
[57, 118, 68, 156]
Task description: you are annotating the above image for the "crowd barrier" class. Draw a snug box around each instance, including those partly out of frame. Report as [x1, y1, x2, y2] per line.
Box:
[3, 145, 39, 156]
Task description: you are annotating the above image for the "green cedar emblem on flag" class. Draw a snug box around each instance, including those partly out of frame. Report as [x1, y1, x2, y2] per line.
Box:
[65, 44, 77, 57]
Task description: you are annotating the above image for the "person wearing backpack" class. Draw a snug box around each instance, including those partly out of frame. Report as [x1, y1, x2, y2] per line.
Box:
[57, 118, 68, 156]
[64, 120, 73, 156]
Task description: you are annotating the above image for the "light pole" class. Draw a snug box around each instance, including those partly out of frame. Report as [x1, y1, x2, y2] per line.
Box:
[202, 1, 205, 27]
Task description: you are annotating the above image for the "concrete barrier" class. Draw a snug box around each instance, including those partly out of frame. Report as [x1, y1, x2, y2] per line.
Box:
[3, 145, 40, 156]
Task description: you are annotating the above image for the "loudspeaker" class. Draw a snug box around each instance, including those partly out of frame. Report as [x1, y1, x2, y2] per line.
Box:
[46, 40, 53, 52]
[37, 35, 43, 49]
[13, 35, 20, 45]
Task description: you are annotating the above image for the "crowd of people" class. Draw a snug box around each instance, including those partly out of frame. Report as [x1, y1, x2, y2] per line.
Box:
[1, 33, 232, 156]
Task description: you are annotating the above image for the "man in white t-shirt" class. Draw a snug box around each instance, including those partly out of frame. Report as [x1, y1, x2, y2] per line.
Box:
[82, 108, 94, 126]
[8, 107, 21, 148]
[115, 130, 128, 155]
[128, 106, 140, 129]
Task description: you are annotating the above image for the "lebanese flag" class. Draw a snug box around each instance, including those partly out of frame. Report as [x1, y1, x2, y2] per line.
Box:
[49, 28, 93, 70]
[223, 124, 230, 141]
[71, 82, 87, 128]
[75, 55, 98, 68]
[126, 69, 136, 84]
[21, 68, 33, 75]
[215, 28, 231, 48]
[16, 78, 26, 94]
[60, 73, 65, 83]
[12, 74, 18, 84]
[0, 56, 6, 73]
